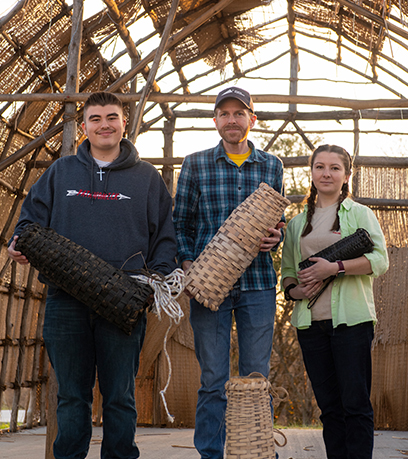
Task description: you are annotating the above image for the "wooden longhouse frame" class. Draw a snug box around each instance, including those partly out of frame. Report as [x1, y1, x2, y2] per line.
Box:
[1, 0, 408, 456]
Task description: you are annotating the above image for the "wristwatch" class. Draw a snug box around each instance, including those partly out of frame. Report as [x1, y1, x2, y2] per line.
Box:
[336, 260, 345, 278]
[284, 283, 297, 301]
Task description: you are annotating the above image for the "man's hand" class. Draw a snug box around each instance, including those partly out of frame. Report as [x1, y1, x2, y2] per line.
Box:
[181, 260, 193, 273]
[181, 260, 194, 298]
[7, 236, 29, 265]
[260, 221, 285, 252]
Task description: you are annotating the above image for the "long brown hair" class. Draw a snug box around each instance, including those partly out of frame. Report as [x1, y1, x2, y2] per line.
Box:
[302, 144, 353, 237]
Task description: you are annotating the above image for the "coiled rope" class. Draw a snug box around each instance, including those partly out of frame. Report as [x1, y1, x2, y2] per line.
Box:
[131, 268, 185, 423]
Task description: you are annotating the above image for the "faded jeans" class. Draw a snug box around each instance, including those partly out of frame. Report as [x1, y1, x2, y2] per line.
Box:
[190, 287, 277, 459]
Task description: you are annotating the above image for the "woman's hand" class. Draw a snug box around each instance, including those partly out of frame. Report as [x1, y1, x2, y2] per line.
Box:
[297, 257, 338, 284]
[299, 280, 324, 299]
[284, 280, 324, 301]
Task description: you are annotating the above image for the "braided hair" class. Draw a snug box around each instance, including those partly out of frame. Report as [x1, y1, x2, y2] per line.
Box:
[302, 144, 352, 237]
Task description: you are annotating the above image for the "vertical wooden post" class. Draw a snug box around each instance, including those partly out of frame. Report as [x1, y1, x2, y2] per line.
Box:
[60, 0, 83, 158]
[0, 262, 16, 425]
[27, 288, 47, 429]
[128, 57, 138, 138]
[10, 267, 36, 431]
[46, 1, 83, 458]
[163, 118, 175, 195]
[352, 115, 360, 197]
[288, 0, 299, 114]
[45, 369, 58, 459]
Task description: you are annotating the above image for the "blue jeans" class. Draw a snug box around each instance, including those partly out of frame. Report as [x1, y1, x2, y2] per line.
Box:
[43, 287, 146, 459]
[297, 320, 374, 459]
[190, 288, 276, 459]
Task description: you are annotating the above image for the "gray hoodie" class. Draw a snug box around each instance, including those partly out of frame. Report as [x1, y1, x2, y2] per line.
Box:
[12, 138, 177, 279]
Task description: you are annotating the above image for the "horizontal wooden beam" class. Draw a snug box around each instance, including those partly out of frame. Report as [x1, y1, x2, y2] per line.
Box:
[2, 93, 408, 110]
[26, 155, 408, 170]
[288, 195, 408, 207]
[174, 108, 408, 121]
[283, 156, 408, 168]
[26, 157, 185, 169]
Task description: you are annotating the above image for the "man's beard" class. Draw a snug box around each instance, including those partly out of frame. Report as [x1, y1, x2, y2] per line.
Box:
[219, 126, 247, 144]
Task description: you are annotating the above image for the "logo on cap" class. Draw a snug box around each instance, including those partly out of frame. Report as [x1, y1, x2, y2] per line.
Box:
[214, 86, 254, 112]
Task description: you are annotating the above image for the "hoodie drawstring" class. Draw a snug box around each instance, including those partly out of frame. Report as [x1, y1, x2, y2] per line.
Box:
[90, 160, 95, 204]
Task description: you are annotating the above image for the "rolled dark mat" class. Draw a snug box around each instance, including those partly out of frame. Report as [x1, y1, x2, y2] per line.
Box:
[298, 227, 374, 271]
[15, 222, 153, 335]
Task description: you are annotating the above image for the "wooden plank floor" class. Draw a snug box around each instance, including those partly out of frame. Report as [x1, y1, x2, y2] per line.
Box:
[0, 426, 407, 458]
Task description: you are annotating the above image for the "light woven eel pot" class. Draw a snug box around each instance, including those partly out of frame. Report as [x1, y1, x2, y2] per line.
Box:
[225, 373, 275, 459]
[15, 222, 153, 335]
[184, 182, 290, 311]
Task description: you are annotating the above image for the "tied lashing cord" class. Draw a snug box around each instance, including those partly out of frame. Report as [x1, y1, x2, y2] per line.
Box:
[131, 268, 185, 423]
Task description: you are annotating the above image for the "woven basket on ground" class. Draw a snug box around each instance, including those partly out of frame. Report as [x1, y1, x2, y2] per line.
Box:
[184, 183, 290, 311]
[225, 372, 275, 459]
[15, 222, 153, 335]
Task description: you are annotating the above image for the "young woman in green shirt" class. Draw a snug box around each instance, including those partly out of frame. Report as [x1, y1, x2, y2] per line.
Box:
[281, 144, 388, 459]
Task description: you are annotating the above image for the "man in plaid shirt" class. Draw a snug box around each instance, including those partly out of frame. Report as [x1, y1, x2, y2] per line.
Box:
[173, 87, 285, 459]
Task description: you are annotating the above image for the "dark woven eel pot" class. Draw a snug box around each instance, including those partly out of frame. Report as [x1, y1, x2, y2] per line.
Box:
[15, 222, 153, 335]
[298, 227, 374, 271]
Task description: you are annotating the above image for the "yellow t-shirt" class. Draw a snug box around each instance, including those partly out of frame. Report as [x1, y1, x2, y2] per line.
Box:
[226, 149, 251, 167]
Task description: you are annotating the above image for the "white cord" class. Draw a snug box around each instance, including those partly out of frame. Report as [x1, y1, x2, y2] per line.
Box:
[131, 268, 185, 423]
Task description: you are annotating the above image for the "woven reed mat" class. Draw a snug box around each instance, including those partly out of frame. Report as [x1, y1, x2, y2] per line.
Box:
[225, 373, 275, 459]
[185, 183, 290, 310]
[15, 222, 153, 335]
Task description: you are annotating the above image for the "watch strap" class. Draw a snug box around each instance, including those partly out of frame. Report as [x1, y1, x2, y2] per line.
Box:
[336, 260, 345, 277]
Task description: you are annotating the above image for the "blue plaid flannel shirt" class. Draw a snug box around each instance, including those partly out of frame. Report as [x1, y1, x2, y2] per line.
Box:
[173, 140, 285, 291]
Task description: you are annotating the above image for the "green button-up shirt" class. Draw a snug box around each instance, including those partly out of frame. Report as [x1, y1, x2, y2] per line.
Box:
[281, 198, 389, 329]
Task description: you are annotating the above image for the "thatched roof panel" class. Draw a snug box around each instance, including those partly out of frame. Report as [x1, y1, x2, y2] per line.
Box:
[83, 0, 142, 42]
[0, 37, 16, 67]
[25, 101, 63, 137]
[0, 62, 36, 95]
[294, 0, 389, 51]
[3, 0, 67, 45]
[143, 0, 272, 70]
[391, 0, 408, 17]
[27, 21, 72, 71]
[144, 0, 272, 29]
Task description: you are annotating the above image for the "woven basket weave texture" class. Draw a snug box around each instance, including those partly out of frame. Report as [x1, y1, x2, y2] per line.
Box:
[298, 227, 374, 270]
[185, 183, 289, 311]
[15, 223, 153, 335]
[225, 373, 275, 459]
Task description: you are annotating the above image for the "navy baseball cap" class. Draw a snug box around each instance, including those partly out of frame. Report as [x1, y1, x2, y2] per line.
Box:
[214, 87, 254, 113]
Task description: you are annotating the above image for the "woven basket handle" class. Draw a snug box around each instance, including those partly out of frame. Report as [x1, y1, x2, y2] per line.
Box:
[247, 371, 267, 380]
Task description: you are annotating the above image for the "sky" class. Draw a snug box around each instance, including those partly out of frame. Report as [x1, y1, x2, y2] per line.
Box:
[1, 0, 408, 161]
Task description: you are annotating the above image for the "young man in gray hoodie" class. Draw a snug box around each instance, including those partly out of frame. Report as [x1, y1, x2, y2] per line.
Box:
[8, 92, 177, 459]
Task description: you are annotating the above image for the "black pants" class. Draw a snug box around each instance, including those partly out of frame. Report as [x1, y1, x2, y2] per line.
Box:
[297, 320, 374, 459]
